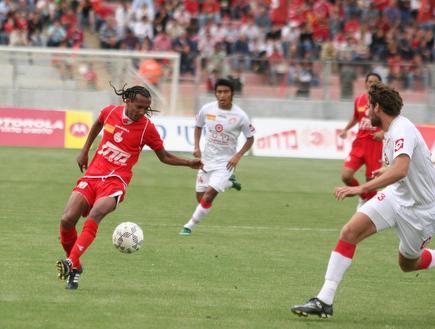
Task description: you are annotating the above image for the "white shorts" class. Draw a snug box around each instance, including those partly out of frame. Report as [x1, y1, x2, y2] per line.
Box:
[195, 168, 234, 193]
[359, 189, 435, 259]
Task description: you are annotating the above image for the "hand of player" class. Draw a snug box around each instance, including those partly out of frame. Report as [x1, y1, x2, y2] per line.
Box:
[338, 129, 347, 139]
[189, 158, 204, 170]
[76, 152, 88, 173]
[372, 131, 384, 141]
[334, 185, 363, 200]
[226, 154, 241, 171]
[193, 148, 201, 158]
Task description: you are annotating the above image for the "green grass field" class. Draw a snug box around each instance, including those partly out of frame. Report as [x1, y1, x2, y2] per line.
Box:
[1, 146, 434, 329]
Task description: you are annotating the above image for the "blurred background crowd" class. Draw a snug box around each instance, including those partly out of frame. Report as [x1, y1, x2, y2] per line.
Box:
[0, 0, 434, 97]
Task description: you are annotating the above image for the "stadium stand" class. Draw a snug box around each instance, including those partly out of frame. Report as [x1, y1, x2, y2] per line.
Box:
[0, 0, 434, 102]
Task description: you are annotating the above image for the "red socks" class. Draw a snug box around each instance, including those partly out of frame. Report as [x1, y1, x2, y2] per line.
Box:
[69, 218, 99, 269]
[60, 226, 77, 256]
[418, 249, 433, 270]
[200, 199, 212, 209]
[334, 240, 356, 259]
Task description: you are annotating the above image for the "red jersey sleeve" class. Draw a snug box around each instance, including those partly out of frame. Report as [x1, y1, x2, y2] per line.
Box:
[144, 121, 164, 151]
[98, 105, 117, 123]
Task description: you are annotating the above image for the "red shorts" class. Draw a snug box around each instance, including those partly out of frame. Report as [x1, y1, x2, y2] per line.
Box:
[73, 177, 126, 217]
[344, 137, 383, 179]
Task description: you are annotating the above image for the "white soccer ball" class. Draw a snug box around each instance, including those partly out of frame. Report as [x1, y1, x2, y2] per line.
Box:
[112, 222, 144, 254]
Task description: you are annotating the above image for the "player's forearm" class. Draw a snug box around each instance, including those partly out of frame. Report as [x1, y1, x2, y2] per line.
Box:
[82, 120, 103, 152]
[361, 165, 407, 193]
[236, 137, 254, 157]
[194, 127, 202, 149]
[344, 117, 358, 131]
[155, 149, 192, 166]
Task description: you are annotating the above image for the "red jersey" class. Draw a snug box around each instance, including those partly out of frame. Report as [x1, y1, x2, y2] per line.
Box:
[84, 105, 164, 185]
[353, 93, 382, 139]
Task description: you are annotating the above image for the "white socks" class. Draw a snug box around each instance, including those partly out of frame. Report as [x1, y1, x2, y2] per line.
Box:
[317, 251, 353, 305]
[184, 202, 212, 230]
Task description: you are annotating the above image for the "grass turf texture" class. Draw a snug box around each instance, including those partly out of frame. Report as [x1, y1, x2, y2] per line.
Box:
[1, 146, 434, 329]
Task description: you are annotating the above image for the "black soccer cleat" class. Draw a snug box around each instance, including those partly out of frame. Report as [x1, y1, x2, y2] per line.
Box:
[229, 174, 242, 191]
[291, 298, 333, 318]
[56, 259, 72, 281]
[66, 267, 83, 290]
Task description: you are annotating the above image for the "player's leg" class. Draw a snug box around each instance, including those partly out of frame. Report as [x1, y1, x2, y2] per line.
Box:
[180, 170, 208, 235]
[342, 139, 364, 187]
[68, 195, 118, 268]
[394, 207, 435, 272]
[180, 169, 230, 235]
[62, 196, 118, 289]
[58, 178, 125, 288]
[361, 138, 383, 201]
[291, 193, 395, 318]
[398, 250, 435, 272]
[60, 191, 90, 257]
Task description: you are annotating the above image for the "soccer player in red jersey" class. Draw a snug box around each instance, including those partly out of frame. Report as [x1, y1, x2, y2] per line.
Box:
[56, 84, 203, 289]
[338, 72, 383, 208]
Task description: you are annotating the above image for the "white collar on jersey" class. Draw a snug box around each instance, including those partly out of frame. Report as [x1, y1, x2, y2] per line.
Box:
[122, 107, 134, 125]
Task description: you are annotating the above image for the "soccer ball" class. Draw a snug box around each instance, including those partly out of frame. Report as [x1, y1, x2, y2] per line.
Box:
[112, 222, 144, 254]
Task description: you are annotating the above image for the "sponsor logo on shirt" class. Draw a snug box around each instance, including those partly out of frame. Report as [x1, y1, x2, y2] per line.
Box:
[114, 131, 124, 143]
[98, 141, 131, 165]
[215, 123, 223, 132]
[105, 124, 115, 134]
[394, 138, 404, 152]
[229, 117, 237, 124]
[357, 106, 366, 112]
[207, 114, 216, 121]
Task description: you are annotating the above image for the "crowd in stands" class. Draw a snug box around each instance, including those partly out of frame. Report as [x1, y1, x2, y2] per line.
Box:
[0, 0, 434, 93]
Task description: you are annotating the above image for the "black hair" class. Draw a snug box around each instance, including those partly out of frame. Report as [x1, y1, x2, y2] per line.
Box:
[214, 78, 234, 93]
[368, 82, 403, 117]
[365, 72, 382, 82]
[109, 82, 158, 116]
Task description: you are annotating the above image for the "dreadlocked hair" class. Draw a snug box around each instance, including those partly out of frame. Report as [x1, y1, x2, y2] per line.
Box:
[368, 82, 403, 117]
[109, 82, 159, 116]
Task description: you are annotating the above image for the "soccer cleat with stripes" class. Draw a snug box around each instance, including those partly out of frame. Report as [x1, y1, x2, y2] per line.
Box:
[56, 259, 72, 281]
[229, 174, 242, 191]
[291, 298, 333, 318]
[66, 267, 83, 290]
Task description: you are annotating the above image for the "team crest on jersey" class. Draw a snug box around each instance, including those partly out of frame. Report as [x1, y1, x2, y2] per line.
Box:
[229, 117, 237, 124]
[357, 106, 366, 113]
[105, 124, 115, 133]
[207, 114, 216, 121]
[114, 131, 124, 143]
[394, 138, 404, 152]
[215, 123, 223, 132]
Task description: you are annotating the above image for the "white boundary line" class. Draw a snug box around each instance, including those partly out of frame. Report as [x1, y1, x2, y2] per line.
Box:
[139, 223, 340, 232]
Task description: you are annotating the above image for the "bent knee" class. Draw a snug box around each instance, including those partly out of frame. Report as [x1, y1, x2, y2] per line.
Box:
[61, 212, 79, 228]
[339, 224, 359, 244]
[398, 255, 419, 272]
[398, 262, 416, 272]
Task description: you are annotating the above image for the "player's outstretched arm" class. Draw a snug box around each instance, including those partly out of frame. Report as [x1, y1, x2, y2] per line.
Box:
[154, 148, 203, 170]
[339, 117, 358, 139]
[334, 154, 410, 200]
[76, 120, 104, 172]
